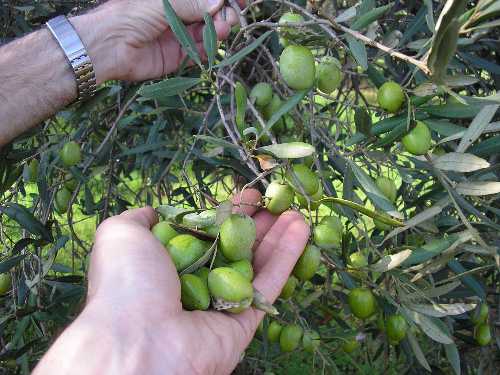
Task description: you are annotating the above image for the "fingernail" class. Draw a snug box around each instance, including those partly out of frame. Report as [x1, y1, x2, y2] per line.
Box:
[221, 6, 228, 21]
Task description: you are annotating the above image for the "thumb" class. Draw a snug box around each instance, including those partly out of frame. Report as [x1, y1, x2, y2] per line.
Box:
[168, 0, 225, 22]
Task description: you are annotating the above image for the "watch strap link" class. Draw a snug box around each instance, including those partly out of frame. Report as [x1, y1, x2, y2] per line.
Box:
[46, 15, 96, 101]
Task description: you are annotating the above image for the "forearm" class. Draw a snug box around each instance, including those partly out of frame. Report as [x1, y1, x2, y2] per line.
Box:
[0, 11, 118, 147]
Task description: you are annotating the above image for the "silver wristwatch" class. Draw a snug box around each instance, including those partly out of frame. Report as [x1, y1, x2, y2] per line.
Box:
[46, 15, 97, 101]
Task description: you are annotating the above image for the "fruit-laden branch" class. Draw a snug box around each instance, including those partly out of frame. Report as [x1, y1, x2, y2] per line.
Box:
[319, 12, 431, 76]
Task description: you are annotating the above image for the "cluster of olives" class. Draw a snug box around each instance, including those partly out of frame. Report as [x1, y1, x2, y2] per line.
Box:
[265, 321, 320, 353]
[152, 212, 259, 313]
[470, 303, 491, 346]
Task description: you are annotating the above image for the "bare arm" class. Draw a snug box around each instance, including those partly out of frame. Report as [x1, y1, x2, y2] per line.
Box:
[0, 0, 239, 147]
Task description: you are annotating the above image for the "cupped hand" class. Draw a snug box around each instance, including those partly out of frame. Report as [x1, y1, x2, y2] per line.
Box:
[34, 189, 310, 375]
[89, 0, 245, 82]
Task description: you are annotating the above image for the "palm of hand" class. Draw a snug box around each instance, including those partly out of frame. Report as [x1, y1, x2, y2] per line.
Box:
[87, 189, 309, 374]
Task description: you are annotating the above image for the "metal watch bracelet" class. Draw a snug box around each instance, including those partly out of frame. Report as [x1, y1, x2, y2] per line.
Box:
[46, 15, 96, 102]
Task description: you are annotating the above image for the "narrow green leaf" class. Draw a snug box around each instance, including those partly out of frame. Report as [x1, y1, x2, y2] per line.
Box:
[258, 90, 307, 139]
[456, 104, 499, 152]
[403, 237, 457, 267]
[194, 135, 240, 150]
[447, 259, 486, 299]
[139, 77, 202, 99]
[444, 343, 461, 375]
[345, 34, 368, 70]
[351, 3, 394, 30]
[215, 31, 273, 69]
[258, 142, 315, 159]
[407, 330, 432, 372]
[0, 254, 27, 274]
[162, 0, 201, 66]
[0, 203, 51, 241]
[235, 82, 247, 134]
[203, 12, 217, 68]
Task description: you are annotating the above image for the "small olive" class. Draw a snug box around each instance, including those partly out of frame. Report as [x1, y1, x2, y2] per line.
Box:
[265, 181, 294, 215]
[293, 244, 321, 282]
[302, 330, 320, 353]
[279, 276, 298, 300]
[54, 187, 72, 214]
[279, 324, 303, 352]
[180, 274, 210, 311]
[267, 321, 283, 343]
[219, 214, 256, 262]
[313, 216, 343, 250]
[286, 164, 319, 196]
[152, 222, 178, 246]
[167, 234, 209, 272]
[229, 259, 254, 281]
[208, 267, 254, 313]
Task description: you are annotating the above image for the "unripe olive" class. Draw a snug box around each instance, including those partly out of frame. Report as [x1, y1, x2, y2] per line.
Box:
[386, 314, 408, 344]
[152, 222, 178, 246]
[167, 234, 209, 271]
[60, 141, 82, 167]
[401, 121, 432, 156]
[208, 267, 254, 313]
[54, 187, 72, 214]
[286, 164, 319, 196]
[229, 259, 254, 281]
[377, 81, 405, 113]
[375, 176, 397, 203]
[474, 323, 491, 346]
[262, 94, 285, 133]
[293, 244, 321, 281]
[23, 159, 39, 183]
[348, 251, 368, 269]
[180, 274, 210, 311]
[279, 276, 298, 299]
[219, 213, 256, 262]
[278, 12, 305, 39]
[341, 338, 359, 353]
[348, 288, 376, 319]
[265, 181, 294, 215]
[471, 303, 489, 325]
[279, 324, 303, 352]
[250, 83, 273, 107]
[316, 57, 342, 94]
[267, 321, 283, 343]
[64, 175, 78, 191]
[279, 45, 315, 91]
[313, 216, 343, 250]
[302, 330, 320, 353]
[0, 273, 12, 295]
[296, 183, 323, 210]
[195, 267, 210, 286]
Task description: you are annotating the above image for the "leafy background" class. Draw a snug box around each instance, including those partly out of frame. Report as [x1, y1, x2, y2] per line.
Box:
[1, 0, 500, 374]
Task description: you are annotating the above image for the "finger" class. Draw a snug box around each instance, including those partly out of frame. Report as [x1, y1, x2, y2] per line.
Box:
[252, 210, 308, 272]
[232, 188, 262, 217]
[119, 206, 158, 229]
[214, 6, 239, 27]
[253, 210, 278, 246]
[168, 0, 225, 23]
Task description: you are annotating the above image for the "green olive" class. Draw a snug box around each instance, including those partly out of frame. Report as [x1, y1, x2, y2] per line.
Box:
[180, 274, 210, 311]
[471, 303, 488, 325]
[316, 57, 342, 94]
[194, 267, 210, 286]
[64, 175, 78, 191]
[296, 183, 323, 210]
[474, 323, 491, 346]
[286, 164, 319, 196]
[0, 273, 12, 295]
[377, 81, 405, 113]
[341, 338, 359, 353]
[401, 121, 432, 156]
[375, 176, 397, 203]
[208, 267, 254, 313]
[219, 213, 256, 262]
[267, 321, 283, 343]
[302, 330, 320, 353]
[278, 12, 305, 40]
[348, 252, 368, 269]
[279, 324, 303, 352]
[293, 244, 321, 281]
[279, 275, 298, 299]
[152, 222, 178, 246]
[54, 187, 72, 214]
[23, 159, 39, 183]
[386, 314, 408, 344]
[313, 215, 343, 250]
[265, 181, 294, 215]
[167, 234, 209, 271]
[279, 45, 315, 91]
[60, 141, 82, 167]
[348, 288, 376, 319]
[262, 94, 285, 134]
[229, 259, 254, 281]
[250, 83, 273, 107]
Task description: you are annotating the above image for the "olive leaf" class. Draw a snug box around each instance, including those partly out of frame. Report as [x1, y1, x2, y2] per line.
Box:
[139, 77, 202, 99]
[403, 281, 462, 301]
[162, 0, 201, 67]
[0, 254, 27, 274]
[234, 82, 247, 134]
[203, 12, 217, 69]
[215, 200, 233, 226]
[406, 302, 476, 317]
[257, 142, 315, 159]
[406, 310, 454, 344]
[456, 104, 499, 152]
[427, 0, 468, 83]
[455, 181, 500, 196]
[215, 31, 273, 69]
[433, 152, 490, 172]
[407, 330, 432, 372]
[351, 2, 394, 30]
[0, 203, 51, 241]
[156, 205, 191, 220]
[371, 250, 412, 272]
[345, 34, 368, 71]
[403, 236, 458, 267]
[444, 343, 461, 375]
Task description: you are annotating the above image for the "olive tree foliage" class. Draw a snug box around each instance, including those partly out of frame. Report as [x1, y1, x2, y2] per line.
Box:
[1, 0, 500, 373]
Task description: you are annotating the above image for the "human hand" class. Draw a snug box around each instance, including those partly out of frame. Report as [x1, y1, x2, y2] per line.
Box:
[33, 189, 310, 375]
[73, 0, 244, 84]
